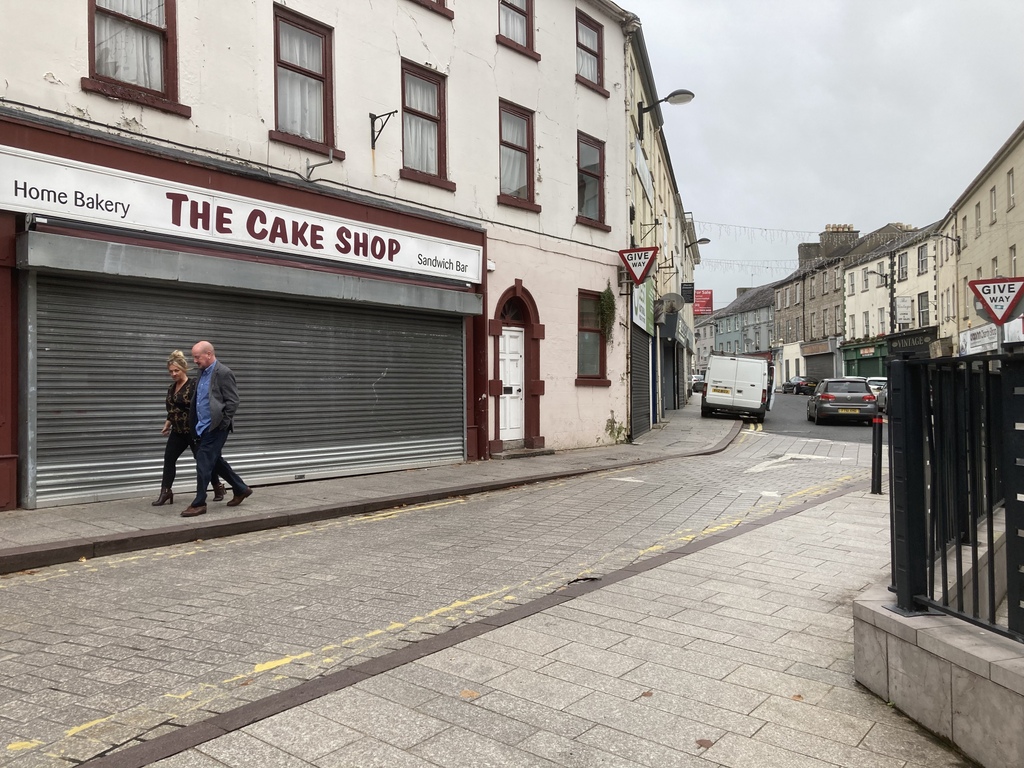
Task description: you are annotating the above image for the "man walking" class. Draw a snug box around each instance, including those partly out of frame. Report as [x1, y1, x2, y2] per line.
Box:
[180, 341, 252, 517]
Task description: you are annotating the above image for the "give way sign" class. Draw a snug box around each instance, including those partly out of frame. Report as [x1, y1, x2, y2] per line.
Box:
[618, 247, 659, 286]
[969, 277, 1024, 325]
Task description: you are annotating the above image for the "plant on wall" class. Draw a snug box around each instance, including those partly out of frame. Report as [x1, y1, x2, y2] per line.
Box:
[598, 282, 616, 342]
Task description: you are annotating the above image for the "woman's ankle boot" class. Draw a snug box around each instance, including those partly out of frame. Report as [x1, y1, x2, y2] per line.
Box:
[152, 488, 173, 506]
[212, 483, 226, 502]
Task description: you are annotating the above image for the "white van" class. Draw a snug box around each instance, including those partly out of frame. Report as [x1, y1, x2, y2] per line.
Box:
[701, 353, 775, 422]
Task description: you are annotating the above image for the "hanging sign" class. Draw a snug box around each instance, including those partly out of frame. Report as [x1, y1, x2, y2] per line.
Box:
[969, 278, 1024, 325]
[895, 296, 913, 324]
[618, 247, 659, 286]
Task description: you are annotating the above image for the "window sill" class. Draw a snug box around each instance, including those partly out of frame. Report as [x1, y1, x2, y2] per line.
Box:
[400, 167, 456, 192]
[269, 130, 344, 160]
[404, 0, 454, 19]
[498, 194, 541, 213]
[496, 35, 541, 61]
[81, 77, 191, 118]
[576, 215, 611, 233]
[576, 377, 610, 387]
[576, 74, 609, 98]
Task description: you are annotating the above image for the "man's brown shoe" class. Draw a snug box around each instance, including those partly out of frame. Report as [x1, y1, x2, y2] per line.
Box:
[180, 505, 207, 517]
[225, 488, 252, 507]
[212, 483, 226, 502]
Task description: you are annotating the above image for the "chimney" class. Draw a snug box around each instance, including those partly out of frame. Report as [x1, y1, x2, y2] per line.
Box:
[818, 224, 860, 258]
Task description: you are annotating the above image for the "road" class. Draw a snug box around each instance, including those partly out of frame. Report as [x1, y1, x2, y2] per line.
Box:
[736, 389, 885, 446]
[0, 422, 880, 765]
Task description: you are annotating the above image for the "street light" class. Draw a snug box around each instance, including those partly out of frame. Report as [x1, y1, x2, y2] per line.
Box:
[638, 88, 695, 142]
[686, 238, 711, 250]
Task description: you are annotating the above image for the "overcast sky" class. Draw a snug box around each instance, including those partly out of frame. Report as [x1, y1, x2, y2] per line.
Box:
[625, 0, 1024, 310]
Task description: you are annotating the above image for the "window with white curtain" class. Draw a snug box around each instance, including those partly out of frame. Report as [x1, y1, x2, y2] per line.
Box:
[273, 8, 332, 148]
[90, 0, 178, 105]
[498, 0, 534, 54]
[576, 11, 602, 88]
[401, 62, 448, 184]
[498, 102, 537, 209]
[577, 133, 604, 224]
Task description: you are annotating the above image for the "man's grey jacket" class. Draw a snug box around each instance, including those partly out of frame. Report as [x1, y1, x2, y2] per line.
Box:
[188, 361, 239, 434]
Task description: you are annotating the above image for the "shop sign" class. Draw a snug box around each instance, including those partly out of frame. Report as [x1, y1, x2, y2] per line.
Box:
[859, 347, 875, 356]
[959, 323, 999, 355]
[1004, 317, 1024, 345]
[1, 146, 483, 284]
[801, 340, 831, 356]
[632, 279, 654, 334]
[895, 296, 913, 324]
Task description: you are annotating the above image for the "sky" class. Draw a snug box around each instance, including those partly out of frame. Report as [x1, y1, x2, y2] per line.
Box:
[624, 0, 1024, 310]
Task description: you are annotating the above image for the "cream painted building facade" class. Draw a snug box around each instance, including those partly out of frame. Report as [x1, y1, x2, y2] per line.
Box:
[0, 0, 693, 508]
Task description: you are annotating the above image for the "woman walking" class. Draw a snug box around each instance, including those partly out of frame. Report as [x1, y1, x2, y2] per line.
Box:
[153, 350, 224, 506]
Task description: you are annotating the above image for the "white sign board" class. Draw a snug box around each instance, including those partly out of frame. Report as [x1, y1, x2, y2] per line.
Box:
[1004, 317, 1024, 345]
[895, 296, 913, 324]
[0, 146, 483, 284]
[959, 323, 999, 355]
[969, 278, 1024, 325]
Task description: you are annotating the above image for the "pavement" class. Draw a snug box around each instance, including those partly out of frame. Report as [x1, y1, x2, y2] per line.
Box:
[0, 407, 742, 575]
[2, 405, 967, 768]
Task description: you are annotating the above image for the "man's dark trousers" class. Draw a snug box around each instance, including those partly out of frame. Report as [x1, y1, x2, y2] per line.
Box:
[191, 427, 248, 507]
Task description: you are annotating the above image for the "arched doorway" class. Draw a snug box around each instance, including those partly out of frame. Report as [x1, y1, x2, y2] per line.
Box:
[488, 280, 544, 454]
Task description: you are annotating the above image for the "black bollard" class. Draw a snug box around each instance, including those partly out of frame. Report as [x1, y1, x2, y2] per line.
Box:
[870, 414, 884, 494]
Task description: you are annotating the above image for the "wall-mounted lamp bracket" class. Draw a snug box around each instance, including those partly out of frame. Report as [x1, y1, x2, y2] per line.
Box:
[370, 110, 398, 150]
[640, 219, 659, 240]
[305, 149, 335, 180]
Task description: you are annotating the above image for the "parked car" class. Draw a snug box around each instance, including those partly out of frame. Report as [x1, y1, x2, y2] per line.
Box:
[782, 375, 818, 395]
[876, 383, 888, 413]
[806, 377, 878, 425]
[866, 377, 887, 396]
[690, 374, 705, 393]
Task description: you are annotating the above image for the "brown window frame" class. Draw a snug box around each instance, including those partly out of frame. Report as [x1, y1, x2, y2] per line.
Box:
[83, 0, 190, 117]
[269, 6, 340, 158]
[400, 61, 455, 191]
[497, 100, 540, 212]
[576, 132, 610, 231]
[576, 290, 609, 386]
[497, 0, 540, 61]
[575, 11, 608, 98]
[404, 0, 454, 20]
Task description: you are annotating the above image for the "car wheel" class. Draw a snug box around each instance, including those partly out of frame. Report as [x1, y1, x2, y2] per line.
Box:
[701, 408, 710, 418]
[814, 411, 824, 426]
[806, 407, 814, 422]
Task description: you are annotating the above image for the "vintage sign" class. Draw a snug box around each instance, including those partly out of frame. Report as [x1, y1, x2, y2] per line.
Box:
[969, 278, 1024, 325]
[693, 289, 714, 316]
[618, 247, 659, 286]
[1, 145, 483, 284]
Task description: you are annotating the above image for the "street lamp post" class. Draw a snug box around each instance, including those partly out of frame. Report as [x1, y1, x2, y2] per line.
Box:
[637, 89, 695, 142]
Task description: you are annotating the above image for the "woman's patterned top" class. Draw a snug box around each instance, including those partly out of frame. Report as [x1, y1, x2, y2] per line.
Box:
[165, 378, 196, 435]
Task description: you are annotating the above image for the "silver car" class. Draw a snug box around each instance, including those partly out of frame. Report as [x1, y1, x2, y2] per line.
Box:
[806, 377, 879, 425]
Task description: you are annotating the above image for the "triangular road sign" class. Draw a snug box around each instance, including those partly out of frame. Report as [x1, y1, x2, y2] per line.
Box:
[618, 247, 659, 286]
[969, 278, 1024, 325]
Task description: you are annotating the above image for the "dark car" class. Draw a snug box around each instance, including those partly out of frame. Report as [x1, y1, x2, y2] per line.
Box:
[783, 375, 818, 395]
[806, 377, 878, 425]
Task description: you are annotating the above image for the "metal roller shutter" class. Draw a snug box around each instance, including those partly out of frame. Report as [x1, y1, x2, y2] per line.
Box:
[805, 353, 836, 381]
[29, 275, 465, 505]
[630, 326, 651, 438]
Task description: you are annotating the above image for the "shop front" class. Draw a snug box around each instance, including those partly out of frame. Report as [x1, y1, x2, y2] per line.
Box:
[800, 338, 839, 381]
[630, 281, 654, 438]
[0, 124, 486, 509]
[841, 340, 888, 377]
[888, 326, 938, 360]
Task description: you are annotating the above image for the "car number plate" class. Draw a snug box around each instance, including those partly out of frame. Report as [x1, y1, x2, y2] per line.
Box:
[838, 408, 859, 414]
[712, 387, 730, 394]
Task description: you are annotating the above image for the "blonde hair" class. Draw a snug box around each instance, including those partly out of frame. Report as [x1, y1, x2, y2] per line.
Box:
[166, 349, 189, 373]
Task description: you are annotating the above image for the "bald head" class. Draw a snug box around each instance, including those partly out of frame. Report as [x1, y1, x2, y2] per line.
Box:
[192, 341, 216, 369]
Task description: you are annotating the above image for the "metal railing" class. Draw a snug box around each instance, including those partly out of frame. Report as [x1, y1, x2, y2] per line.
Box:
[889, 354, 1023, 642]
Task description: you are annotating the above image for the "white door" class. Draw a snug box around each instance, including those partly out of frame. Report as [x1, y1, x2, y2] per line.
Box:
[499, 327, 525, 441]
